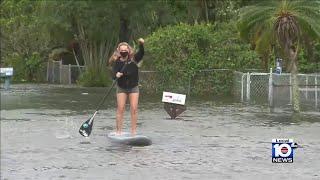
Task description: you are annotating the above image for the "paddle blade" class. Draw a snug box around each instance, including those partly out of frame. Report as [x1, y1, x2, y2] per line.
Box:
[79, 116, 94, 137]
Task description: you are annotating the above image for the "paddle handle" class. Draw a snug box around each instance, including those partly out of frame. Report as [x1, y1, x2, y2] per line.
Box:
[94, 62, 128, 112]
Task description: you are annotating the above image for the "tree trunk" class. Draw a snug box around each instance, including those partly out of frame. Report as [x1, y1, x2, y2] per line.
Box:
[119, 15, 130, 43]
[203, 0, 209, 24]
[287, 46, 300, 112]
[291, 60, 300, 112]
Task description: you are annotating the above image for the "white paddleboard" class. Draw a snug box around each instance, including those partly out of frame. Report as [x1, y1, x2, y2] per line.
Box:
[107, 132, 152, 146]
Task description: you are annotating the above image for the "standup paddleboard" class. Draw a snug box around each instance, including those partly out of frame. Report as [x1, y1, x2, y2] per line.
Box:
[108, 132, 152, 146]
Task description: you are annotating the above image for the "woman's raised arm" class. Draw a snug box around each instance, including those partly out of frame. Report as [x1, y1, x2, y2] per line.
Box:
[134, 38, 145, 63]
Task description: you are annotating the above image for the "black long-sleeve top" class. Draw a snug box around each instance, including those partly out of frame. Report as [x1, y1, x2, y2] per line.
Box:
[112, 44, 144, 89]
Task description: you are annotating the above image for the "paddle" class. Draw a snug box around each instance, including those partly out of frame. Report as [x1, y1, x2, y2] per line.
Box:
[79, 61, 128, 137]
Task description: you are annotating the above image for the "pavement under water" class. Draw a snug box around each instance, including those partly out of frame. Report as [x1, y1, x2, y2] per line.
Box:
[1, 84, 320, 180]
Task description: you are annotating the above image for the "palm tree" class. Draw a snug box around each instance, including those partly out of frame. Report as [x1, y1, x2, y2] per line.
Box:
[238, 0, 320, 112]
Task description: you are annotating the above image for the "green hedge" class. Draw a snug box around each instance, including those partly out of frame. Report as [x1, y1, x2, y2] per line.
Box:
[145, 22, 259, 95]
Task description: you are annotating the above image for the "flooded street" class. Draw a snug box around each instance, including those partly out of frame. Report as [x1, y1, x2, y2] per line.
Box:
[1, 84, 320, 180]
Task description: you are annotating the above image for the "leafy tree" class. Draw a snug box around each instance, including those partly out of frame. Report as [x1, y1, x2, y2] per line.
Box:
[0, 0, 53, 81]
[238, 0, 320, 112]
[38, 0, 167, 86]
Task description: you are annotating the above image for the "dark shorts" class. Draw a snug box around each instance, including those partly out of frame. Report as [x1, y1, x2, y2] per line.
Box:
[116, 85, 139, 94]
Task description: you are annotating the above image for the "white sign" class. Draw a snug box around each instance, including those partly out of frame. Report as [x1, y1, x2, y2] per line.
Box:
[0, 67, 13, 76]
[162, 92, 186, 105]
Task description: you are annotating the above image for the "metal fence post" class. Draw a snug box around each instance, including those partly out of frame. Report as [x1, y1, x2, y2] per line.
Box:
[187, 74, 191, 96]
[315, 76, 318, 109]
[305, 76, 308, 99]
[246, 72, 250, 102]
[241, 73, 245, 102]
[46, 61, 49, 82]
[289, 75, 292, 104]
[52, 61, 55, 83]
[59, 60, 62, 84]
[68, 64, 71, 84]
[4, 77, 10, 90]
[268, 68, 273, 107]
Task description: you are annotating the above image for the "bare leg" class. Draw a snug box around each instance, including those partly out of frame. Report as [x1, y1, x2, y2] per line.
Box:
[116, 93, 127, 134]
[129, 92, 139, 135]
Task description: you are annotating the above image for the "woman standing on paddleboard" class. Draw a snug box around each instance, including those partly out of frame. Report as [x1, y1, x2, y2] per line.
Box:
[109, 38, 144, 135]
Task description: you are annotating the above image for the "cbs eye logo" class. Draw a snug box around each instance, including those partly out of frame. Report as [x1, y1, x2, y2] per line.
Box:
[272, 139, 294, 163]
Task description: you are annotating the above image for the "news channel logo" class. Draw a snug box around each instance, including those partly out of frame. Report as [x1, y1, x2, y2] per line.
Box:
[272, 139, 294, 163]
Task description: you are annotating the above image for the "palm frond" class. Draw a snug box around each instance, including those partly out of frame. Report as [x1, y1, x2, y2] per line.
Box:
[291, 0, 320, 9]
[238, 0, 320, 47]
[238, 6, 276, 41]
[295, 14, 320, 40]
[237, 0, 280, 39]
[255, 25, 274, 55]
[289, 2, 320, 40]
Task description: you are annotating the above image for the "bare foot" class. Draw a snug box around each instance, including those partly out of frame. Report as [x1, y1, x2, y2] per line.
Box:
[131, 130, 136, 136]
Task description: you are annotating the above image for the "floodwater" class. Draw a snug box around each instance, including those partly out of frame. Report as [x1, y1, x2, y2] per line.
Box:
[1, 84, 320, 180]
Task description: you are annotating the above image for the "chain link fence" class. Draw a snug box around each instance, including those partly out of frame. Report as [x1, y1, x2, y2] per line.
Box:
[46, 62, 320, 112]
[273, 73, 320, 110]
[47, 60, 85, 84]
[47, 63, 234, 96]
[138, 70, 195, 95]
[249, 73, 270, 104]
[234, 70, 320, 111]
[139, 69, 233, 96]
[233, 71, 244, 100]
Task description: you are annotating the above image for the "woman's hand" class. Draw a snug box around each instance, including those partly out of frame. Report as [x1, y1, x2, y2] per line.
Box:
[138, 38, 144, 45]
[116, 72, 123, 78]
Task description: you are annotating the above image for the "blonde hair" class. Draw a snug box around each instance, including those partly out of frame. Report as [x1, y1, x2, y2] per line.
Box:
[108, 42, 135, 65]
